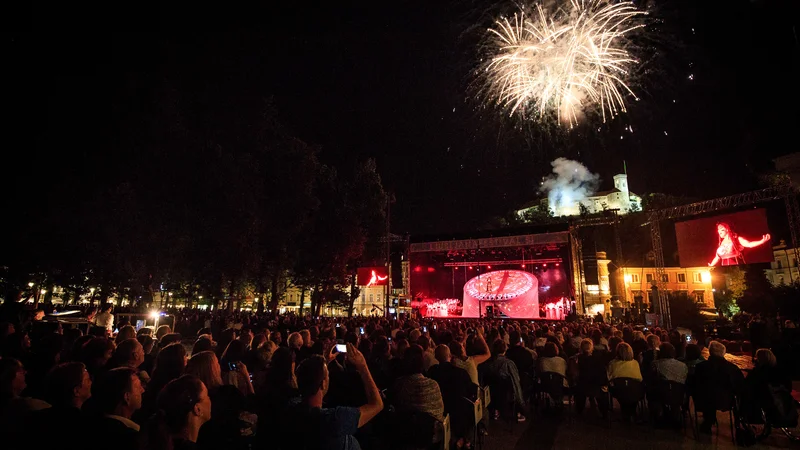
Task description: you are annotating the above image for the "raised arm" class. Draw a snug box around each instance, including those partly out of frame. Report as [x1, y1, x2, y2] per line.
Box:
[471, 335, 491, 365]
[347, 343, 384, 428]
[738, 234, 770, 248]
[708, 255, 720, 267]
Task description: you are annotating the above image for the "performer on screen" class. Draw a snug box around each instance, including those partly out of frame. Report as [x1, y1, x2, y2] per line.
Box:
[708, 222, 770, 267]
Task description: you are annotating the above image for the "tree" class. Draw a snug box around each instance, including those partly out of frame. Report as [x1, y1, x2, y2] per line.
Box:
[738, 264, 775, 315]
[291, 160, 388, 317]
[669, 291, 705, 331]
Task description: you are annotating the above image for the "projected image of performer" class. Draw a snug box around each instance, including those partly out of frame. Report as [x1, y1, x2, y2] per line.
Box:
[708, 222, 770, 267]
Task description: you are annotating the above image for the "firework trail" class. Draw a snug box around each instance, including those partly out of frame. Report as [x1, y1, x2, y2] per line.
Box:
[484, 0, 645, 126]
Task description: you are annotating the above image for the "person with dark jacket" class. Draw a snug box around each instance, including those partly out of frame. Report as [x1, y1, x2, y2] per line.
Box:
[427, 344, 479, 449]
[743, 349, 795, 426]
[693, 341, 745, 433]
[22, 362, 93, 450]
[506, 330, 535, 377]
[568, 339, 609, 417]
[89, 367, 145, 450]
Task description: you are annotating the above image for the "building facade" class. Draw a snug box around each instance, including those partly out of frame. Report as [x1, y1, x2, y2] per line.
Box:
[620, 266, 714, 307]
[279, 261, 410, 316]
[765, 240, 800, 286]
[580, 251, 714, 316]
[516, 173, 642, 219]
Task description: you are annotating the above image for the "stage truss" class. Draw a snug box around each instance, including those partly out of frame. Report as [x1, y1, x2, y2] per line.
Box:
[647, 183, 800, 328]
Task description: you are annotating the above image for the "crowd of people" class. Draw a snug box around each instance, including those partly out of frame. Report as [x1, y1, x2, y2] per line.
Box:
[0, 304, 797, 450]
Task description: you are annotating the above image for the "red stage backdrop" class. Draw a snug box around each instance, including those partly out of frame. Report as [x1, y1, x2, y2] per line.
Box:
[357, 267, 389, 286]
[675, 209, 773, 267]
[410, 230, 571, 319]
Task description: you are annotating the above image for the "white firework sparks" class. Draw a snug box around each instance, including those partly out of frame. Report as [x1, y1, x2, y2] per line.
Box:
[484, 0, 645, 126]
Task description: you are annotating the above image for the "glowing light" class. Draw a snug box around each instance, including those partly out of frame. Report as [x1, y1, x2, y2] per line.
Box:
[468, 266, 473, 270]
[427, 267, 435, 273]
[367, 270, 389, 287]
[149, 310, 160, 319]
[28, 282, 34, 288]
[414, 266, 422, 273]
[521, 264, 526, 268]
[40, 289, 47, 295]
[701, 271, 712, 284]
[487, 265, 492, 269]
[623, 274, 632, 283]
[484, 0, 645, 125]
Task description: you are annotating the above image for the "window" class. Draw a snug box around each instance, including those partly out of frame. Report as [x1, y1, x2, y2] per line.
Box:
[677, 273, 686, 283]
[695, 291, 705, 303]
[631, 274, 640, 283]
[646, 273, 653, 283]
[661, 274, 669, 283]
[777, 260, 783, 269]
[692, 273, 702, 283]
[377, 294, 381, 304]
[369, 294, 373, 303]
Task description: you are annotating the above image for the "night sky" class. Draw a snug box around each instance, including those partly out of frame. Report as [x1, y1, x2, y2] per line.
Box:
[5, 0, 799, 237]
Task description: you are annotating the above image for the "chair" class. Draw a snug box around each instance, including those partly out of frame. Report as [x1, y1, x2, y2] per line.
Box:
[608, 377, 645, 425]
[691, 391, 736, 443]
[481, 385, 491, 410]
[653, 380, 690, 431]
[460, 393, 484, 450]
[485, 375, 517, 430]
[391, 410, 441, 449]
[438, 414, 451, 450]
[536, 372, 570, 413]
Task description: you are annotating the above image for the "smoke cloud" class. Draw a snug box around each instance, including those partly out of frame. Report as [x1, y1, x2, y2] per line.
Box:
[539, 158, 600, 215]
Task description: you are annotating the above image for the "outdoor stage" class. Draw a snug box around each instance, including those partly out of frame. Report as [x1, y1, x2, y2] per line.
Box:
[409, 228, 574, 320]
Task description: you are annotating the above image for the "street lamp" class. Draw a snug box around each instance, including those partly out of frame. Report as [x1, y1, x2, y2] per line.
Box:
[40, 289, 47, 295]
[28, 282, 34, 288]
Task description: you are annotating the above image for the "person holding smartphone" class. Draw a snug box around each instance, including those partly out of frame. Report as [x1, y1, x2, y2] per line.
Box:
[288, 344, 383, 449]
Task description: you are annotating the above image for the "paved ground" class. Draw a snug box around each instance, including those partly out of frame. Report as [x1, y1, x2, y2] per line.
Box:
[481, 403, 799, 450]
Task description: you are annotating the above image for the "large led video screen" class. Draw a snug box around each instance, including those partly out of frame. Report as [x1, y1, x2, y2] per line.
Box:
[357, 267, 388, 286]
[675, 209, 772, 267]
[409, 231, 572, 319]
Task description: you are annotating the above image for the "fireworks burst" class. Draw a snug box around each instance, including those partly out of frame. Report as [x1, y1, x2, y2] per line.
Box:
[484, 0, 646, 126]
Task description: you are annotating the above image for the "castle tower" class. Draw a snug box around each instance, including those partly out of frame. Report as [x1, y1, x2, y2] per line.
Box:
[613, 173, 630, 211]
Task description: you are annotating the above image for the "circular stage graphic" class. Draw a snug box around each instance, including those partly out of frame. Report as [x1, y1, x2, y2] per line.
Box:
[462, 270, 539, 318]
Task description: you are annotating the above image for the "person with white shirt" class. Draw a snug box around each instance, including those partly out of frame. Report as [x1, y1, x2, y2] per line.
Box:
[93, 304, 115, 334]
[91, 367, 145, 450]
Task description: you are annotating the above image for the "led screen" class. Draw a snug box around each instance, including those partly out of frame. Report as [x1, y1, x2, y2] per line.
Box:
[675, 209, 772, 267]
[357, 267, 389, 286]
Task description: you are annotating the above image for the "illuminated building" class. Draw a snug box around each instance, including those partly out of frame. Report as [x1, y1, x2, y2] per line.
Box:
[619, 267, 714, 308]
[582, 251, 714, 317]
[765, 240, 799, 285]
[516, 172, 642, 218]
[279, 261, 410, 316]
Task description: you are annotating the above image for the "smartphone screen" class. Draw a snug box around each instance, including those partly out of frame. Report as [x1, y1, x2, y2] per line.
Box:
[359, 327, 365, 334]
[335, 344, 347, 353]
[685, 335, 692, 342]
[422, 326, 427, 332]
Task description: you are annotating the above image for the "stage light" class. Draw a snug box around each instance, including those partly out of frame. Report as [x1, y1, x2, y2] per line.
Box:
[543, 263, 547, 267]
[487, 265, 492, 269]
[468, 266, 473, 270]
[521, 264, 526, 268]
[555, 263, 560, 267]
[427, 267, 435, 273]
[414, 266, 422, 273]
